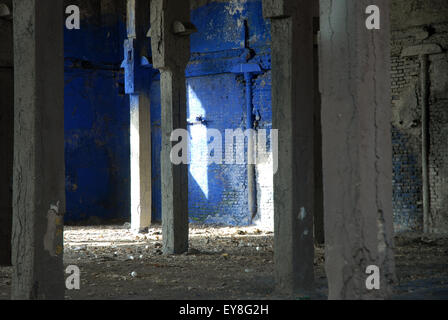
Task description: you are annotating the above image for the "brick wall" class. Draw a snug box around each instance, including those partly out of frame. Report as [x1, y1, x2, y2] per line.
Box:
[428, 41, 448, 233]
[391, 21, 448, 233]
[150, 0, 274, 228]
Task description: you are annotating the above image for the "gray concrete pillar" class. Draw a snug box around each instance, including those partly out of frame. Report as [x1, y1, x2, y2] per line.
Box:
[150, 0, 192, 254]
[125, 0, 152, 233]
[11, 0, 65, 299]
[0, 0, 13, 266]
[320, 0, 396, 299]
[313, 9, 325, 245]
[262, 0, 315, 294]
[130, 94, 152, 232]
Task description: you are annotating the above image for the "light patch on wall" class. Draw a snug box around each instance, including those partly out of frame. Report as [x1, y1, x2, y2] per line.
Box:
[254, 152, 274, 231]
[188, 85, 209, 199]
[299, 207, 307, 221]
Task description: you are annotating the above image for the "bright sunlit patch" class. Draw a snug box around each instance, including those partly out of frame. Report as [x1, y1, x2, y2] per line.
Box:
[188, 85, 209, 199]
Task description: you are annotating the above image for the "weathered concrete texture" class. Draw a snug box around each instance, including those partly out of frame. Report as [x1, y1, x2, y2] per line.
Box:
[428, 53, 448, 233]
[0, 2, 13, 266]
[12, 0, 65, 299]
[390, 4, 448, 234]
[390, 32, 424, 232]
[391, 0, 448, 31]
[400, 45, 443, 234]
[126, 0, 152, 232]
[320, 0, 396, 299]
[150, 0, 191, 254]
[430, 54, 448, 101]
[263, 0, 315, 293]
[313, 15, 324, 245]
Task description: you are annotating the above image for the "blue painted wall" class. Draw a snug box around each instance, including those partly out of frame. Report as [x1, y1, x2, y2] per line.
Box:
[149, 0, 272, 225]
[63, 0, 420, 231]
[64, 10, 130, 222]
[64, 0, 273, 225]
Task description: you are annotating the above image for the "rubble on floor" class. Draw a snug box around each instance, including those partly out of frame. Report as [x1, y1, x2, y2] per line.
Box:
[0, 226, 447, 300]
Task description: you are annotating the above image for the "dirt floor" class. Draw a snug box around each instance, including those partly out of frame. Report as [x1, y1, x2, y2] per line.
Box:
[0, 225, 447, 300]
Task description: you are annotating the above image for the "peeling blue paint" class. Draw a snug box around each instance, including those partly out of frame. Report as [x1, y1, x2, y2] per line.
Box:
[63, 1, 425, 232]
[65, 0, 273, 226]
[150, 0, 272, 225]
[65, 0, 272, 225]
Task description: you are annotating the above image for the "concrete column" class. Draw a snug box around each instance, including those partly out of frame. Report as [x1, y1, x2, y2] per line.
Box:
[12, 0, 65, 299]
[320, 0, 396, 299]
[313, 11, 325, 245]
[125, 0, 152, 233]
[130, 94, 152, 232]
[0, 0, 13, 266]
[262, 0, 315, 294]
[150, 0, 192, 254]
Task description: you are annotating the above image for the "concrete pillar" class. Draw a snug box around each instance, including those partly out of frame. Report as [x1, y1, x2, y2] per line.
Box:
[313, 9, 325, 245]
[262, 0, 315, 293]
[150, 0, 192, 254]
[130, 94, 152, 232]
[11, 0, 65, 299]
[125, 0, 152, 233]
[0, 0, 13, 266]
[320, 0, 396, 299]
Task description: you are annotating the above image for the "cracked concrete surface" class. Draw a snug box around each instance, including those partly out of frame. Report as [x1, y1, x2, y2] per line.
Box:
[320, 0, 395, 299]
